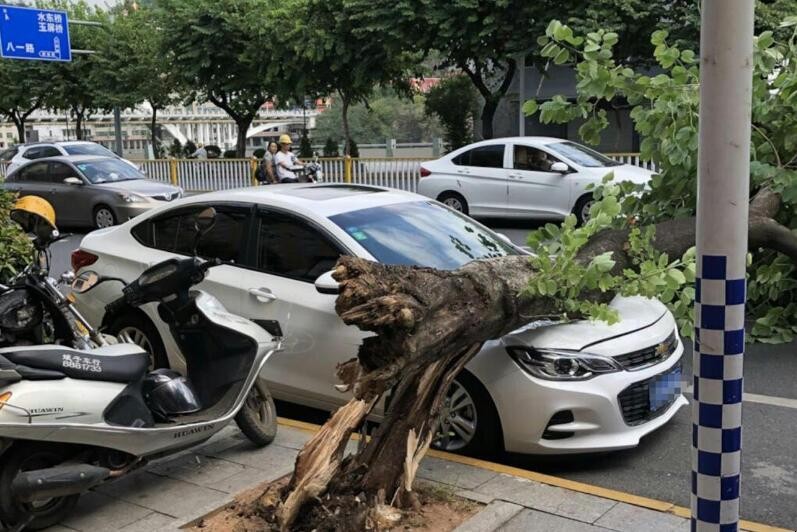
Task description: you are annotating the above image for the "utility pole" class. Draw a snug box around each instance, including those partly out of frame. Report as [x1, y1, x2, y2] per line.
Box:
[691, 2, 754, 531]
[113, 106, 123, 157]
[518, 53, 525, 136]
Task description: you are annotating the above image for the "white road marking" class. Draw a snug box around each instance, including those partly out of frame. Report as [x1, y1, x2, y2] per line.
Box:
[681, 382, 797, 410]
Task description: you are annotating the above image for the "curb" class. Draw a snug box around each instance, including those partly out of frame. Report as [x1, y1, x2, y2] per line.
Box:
[276, 417, 790, 532]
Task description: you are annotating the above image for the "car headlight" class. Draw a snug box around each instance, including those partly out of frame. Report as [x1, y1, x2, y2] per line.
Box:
[119, 192, 147, 203]
[506, 346, 623, 381]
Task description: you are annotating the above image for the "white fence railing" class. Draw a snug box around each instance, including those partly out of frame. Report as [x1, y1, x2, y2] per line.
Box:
[1, 154, 656, 193]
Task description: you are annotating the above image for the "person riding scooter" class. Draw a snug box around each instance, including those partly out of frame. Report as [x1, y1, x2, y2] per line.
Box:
[274, 134, 306, 183]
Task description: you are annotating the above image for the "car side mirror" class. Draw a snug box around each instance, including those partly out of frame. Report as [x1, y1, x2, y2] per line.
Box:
[63, 177, 83, 185]
[314, 270, 339, 295]
[550, 162, 569, 173]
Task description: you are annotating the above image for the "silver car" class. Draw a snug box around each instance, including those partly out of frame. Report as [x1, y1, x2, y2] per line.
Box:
[2, 155, 182, 228]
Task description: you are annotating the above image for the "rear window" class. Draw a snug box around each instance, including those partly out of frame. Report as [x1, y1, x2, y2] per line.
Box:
[63, 143, 115, 157]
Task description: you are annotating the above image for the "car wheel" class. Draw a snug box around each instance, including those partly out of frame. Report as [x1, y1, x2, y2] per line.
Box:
[109, 314, 168, 370]
[0, 444, 80, 531]
[431, 370, 501, 457]
[93, 205, 116, 229]
[574, 195, 594, 226]
[235, 378, 277, 447]
[437, 192, 469, 215]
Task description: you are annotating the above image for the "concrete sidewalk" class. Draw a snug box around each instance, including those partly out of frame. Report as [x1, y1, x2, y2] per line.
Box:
[46, 420, 784, 532]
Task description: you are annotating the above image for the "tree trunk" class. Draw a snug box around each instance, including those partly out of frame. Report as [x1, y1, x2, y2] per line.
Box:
[11, 115, 25, 143]
[270, 188, 795, 531]
[74, 110, 84, 141]
[235, 118, 251, 158]
[340, 95, 351, 157]
[480, 97, 498, 140]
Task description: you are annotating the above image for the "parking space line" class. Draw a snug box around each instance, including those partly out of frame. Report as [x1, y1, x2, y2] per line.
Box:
[682, 383, 797, 410]
[276, 417, 791, 532]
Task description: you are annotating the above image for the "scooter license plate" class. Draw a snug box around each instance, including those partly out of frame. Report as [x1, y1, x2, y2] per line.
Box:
[649, 365, 682, 412]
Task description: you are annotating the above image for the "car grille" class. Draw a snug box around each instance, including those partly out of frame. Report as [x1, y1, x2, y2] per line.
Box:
[153, 192, 179, 202]
[617, 361, 682, 426]
[614, 330, 677, 371]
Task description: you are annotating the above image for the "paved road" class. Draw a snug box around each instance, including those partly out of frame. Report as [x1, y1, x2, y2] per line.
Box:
[49, 226, 797, 530]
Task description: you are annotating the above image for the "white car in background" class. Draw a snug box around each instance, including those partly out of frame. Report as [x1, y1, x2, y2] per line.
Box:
[418, 137, 654, 224]
[71, 184, 685, 455]
[5, 141, 139, 174]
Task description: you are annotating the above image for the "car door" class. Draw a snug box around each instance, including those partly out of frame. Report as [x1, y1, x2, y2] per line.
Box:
[5, 162, 51, 199]
[506, 143, 572, 218]
[449, 144, 509, 216]
[231, 208, 365, 410]
[47, 162, 87, 225]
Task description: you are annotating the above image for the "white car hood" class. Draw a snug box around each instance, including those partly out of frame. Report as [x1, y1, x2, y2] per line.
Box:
[503, 295, 667, 351]
[604, 164, 654, 185]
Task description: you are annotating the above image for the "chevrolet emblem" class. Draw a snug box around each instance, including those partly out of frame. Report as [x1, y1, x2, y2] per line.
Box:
[655, 341, 670, 357]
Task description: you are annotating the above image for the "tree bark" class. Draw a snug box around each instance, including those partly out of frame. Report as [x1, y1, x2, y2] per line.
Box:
[462, 59, 516, 140]
[235, 118, 251, 158]
[12, 115, 25, 144]
[272, 187, 795, 531]
[73, 107, 85, 141]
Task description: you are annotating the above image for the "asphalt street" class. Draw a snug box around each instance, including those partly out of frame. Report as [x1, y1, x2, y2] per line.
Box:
[48, 225, 797, 530]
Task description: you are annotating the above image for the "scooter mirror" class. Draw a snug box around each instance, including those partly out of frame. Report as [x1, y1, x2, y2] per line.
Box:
[314, 270, 339, 295]
[71, 271, 100, 294]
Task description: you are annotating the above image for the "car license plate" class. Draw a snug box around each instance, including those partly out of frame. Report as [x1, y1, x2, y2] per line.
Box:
[649, 365, 682, 412]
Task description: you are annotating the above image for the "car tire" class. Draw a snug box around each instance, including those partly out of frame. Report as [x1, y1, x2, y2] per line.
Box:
[437, 192, 469, 215]
[235, 378, 278, 447]
[108, 313, 168, 370]
[573, 194, 594, 226]
[431, 370, 502, 457]
[0, 444, 80, 531]
[93, 205, 116, 229]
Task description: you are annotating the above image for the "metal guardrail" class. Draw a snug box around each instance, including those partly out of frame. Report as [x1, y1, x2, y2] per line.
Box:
[0, 154, 656, 193]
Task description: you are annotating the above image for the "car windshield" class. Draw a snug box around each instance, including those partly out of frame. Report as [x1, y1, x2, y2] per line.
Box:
[76, 159, 143, 184]
[329, 201, 520, 270]
[63, 143, 116, 157]
[547, 141, 620, 168]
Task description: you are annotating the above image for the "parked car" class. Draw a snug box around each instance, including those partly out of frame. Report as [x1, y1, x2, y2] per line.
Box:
[2, 156, 182, 228]
[5, 140, 139, 174]
[71, 184, 686, 455]
[418, 137, 654, 224]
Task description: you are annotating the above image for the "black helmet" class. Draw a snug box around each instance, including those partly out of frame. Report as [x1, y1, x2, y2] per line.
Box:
[142, 369, 201, 420]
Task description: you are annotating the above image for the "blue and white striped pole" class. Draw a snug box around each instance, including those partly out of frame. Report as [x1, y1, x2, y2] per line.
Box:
[692, 2, 754, 531]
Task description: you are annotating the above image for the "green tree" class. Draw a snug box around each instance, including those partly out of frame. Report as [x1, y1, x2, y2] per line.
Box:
[523, 18, 797, 342]
[298, 129, 313, 158]
[323, 138, 339, 157]
[0, 60, 51, 142]
[157, 0, 294, 157]
[103, 6, 181, 157]
[424, 76, 477, 151]
[46, 1, 112, 140]
[312, 91, 441, 145]
[0, 190, 31, 283]
[286, 0, 418, 155]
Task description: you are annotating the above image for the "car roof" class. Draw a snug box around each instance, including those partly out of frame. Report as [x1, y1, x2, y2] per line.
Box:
[8, 155, 116, 172]
[20, 140, 98, 147]
[178, 184, 426, 218]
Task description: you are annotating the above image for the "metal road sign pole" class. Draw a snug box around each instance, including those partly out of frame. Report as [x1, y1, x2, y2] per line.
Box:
[691, 1, 754, 531]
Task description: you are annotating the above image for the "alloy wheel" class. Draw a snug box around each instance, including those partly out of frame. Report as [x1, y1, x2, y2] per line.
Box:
[443, 197, 464, 212]
[580, 199, 594, 223]
[432, 380, 478, 451]
[94, 208, 115, 228]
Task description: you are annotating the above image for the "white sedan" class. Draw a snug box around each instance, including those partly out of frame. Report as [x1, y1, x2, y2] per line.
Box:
[71, 184, 686, 455]
[418, 137, 653, 224]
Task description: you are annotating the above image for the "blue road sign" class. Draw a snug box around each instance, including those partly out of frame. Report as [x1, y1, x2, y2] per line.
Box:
[0, 5, 71, 62]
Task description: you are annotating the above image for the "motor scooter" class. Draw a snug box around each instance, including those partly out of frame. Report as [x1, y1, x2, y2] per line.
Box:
[0, 207, 282, 531]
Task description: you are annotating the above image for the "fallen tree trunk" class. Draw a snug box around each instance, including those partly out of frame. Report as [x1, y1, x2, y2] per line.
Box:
[268, 188, 794, 531]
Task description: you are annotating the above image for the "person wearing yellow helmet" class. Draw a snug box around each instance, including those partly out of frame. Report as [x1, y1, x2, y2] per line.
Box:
[10, 195, 58, 242]
[274, 134, 303, 183]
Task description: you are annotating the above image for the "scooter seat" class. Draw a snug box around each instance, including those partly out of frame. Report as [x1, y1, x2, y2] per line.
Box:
[0, 344, 149, 383]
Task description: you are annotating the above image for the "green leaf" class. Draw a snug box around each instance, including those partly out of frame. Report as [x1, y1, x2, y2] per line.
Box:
[667, 269, 686, 285]
[522, 100, 538, 116]
[553, 48, 570, 65]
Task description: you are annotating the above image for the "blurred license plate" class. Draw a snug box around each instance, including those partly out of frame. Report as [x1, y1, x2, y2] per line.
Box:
[650, 365, 681, 412]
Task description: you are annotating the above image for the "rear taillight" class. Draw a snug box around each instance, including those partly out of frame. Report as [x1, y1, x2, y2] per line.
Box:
[420, 166, 432, 178]
[71, 249, 98, 272]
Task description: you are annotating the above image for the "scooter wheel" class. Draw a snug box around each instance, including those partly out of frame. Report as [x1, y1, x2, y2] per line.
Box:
[235, 378, 277, 447]
[0, 444, 80, 531]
